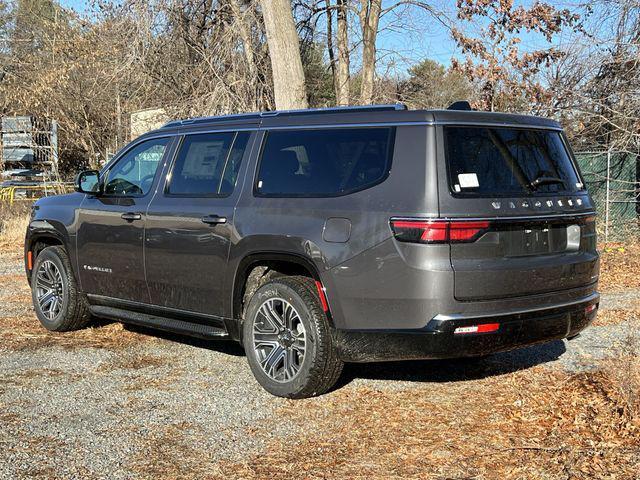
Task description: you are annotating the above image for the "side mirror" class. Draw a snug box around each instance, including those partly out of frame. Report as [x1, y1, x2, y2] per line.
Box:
[75, 170, 102, 194]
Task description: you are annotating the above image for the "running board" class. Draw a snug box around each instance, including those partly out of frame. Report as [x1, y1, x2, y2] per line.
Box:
[89, 305, 229, 340]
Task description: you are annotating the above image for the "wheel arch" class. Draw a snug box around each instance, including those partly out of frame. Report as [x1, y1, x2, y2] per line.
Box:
[230, 252, 333, 339]
[25, 221, 71, 282]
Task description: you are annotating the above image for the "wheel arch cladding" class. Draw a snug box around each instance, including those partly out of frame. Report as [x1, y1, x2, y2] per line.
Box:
[25, 231, 66, 282]
[232, 252, 333, 326]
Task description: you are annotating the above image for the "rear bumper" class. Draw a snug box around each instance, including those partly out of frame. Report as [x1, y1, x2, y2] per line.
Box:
[335, 292, 599, 362]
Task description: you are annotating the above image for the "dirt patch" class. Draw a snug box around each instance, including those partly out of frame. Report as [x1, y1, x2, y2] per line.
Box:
[130, 421, 227, 479]
[100, 352, 168, 371]
[218, 362, 640, 480]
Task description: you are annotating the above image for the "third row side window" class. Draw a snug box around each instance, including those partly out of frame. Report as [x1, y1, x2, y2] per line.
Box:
[256, 127, 395, 196]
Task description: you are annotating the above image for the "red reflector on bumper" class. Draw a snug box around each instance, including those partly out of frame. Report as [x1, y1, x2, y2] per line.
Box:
[585, 304, 597, 314]
[315, 280, 329, 313]
[454, 323, 500, 335]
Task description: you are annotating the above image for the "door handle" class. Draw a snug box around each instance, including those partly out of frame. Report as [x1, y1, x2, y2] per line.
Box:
[201, 215, 227, 225]
[121, 212, 142, 221]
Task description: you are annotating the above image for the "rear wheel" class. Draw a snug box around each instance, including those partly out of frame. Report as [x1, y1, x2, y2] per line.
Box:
[31, 246, 91, 332]
[243, 276, 343, 398]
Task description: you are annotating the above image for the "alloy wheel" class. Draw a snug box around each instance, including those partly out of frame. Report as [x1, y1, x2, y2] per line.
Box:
[35, 260, 65, 321]
[252, 298, 307, 382]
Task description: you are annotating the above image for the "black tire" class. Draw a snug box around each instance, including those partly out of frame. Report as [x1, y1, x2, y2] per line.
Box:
[30, 246, 91, 332]
[243, 276, 344, 398]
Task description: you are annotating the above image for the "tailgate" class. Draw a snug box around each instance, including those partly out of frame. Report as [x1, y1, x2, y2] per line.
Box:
[451, 215, 599, 300]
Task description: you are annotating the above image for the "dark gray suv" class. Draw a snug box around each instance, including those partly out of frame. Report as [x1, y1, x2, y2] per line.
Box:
[25, 104, 600, 398]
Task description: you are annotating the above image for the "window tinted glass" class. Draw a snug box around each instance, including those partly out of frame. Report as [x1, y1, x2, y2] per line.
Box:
[445, 127, 581, 196]
[104, 137, 169, 196]
[257, 128, 394, 196]
[169, 132, 243, 195]
[221, 132, 250, 195]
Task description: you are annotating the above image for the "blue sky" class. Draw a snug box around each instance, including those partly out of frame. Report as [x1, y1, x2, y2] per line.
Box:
[58, 0, 596, 75]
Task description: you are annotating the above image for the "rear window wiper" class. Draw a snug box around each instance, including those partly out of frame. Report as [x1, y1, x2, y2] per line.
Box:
[530, 175, 565, 189]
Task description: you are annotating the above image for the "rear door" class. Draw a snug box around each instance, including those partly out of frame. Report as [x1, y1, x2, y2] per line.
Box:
[144, 130, 254, 316]
[437, 125, 599, 301]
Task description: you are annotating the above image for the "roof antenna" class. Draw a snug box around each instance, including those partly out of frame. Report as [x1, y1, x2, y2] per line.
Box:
[447, 101, 473, 111]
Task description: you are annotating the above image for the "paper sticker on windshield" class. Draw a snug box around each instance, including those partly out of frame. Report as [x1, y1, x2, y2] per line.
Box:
[458, 173, 479, 188]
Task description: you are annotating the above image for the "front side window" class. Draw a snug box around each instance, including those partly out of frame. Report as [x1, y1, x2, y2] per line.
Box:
[256, 127, 395, 197]
[445, 126, 582, 197]
[168, 131, 250, 196]
[103, 137, 169, 196]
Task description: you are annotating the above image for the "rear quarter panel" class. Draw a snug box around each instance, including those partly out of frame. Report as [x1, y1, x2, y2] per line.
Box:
[230, 125, 437, 329]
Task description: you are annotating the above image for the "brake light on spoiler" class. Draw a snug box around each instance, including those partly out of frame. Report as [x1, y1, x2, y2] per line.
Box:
[390, 219, 490, 244]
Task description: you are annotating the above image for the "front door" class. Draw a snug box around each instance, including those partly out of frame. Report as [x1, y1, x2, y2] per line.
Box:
[76, 136, 172, 303]
[145, 130, 253, 316]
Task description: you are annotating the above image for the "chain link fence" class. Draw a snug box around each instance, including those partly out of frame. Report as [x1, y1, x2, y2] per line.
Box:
[575, 151, 639, 242]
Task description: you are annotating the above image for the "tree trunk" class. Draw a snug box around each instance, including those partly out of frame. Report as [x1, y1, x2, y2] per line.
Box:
[229, 0, 256, 77]
[325, 0, 336, 82]
[336, 0, 350, 105]
[260, 0, 308, 110]
[358, 0, 381, 105]
[229, 0, 258, 109]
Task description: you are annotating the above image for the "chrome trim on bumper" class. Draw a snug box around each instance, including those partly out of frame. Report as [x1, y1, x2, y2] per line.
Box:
[432, 292, 600, 322]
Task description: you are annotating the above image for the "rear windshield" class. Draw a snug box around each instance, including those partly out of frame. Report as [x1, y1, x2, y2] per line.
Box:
[444, 126, 583, 196]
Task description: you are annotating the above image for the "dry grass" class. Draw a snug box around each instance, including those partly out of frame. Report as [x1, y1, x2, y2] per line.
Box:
[0, 204, 31, 249]
[0, 314, 157, 351]
[217, 363, 640, 480]
[599, 241, 640, 293]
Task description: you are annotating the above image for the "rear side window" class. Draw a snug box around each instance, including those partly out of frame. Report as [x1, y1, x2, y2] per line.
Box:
[168, 131, 250, 196]
[445, 127, 582, 197]
[256, 127, 395, 197]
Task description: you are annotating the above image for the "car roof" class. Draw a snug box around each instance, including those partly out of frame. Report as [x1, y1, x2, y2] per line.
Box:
[145, 104, 562, 139]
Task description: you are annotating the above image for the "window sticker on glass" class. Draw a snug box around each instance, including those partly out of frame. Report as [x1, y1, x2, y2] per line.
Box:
[458, 173, 479, 188]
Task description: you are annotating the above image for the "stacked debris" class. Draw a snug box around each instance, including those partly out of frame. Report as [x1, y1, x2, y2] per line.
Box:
[1, 116, 58, 171]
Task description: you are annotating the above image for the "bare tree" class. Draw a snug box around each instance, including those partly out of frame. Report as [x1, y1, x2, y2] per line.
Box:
[260, 0, 308, 109]
[323, 0, 350, 105]
[450, 0, 580, 112]
[335, 0, 350, 105]
[358, 0, 381, 104]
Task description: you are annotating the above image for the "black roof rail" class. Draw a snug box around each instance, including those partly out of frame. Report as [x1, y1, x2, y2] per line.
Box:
[259, 104, 407, 117]
[161, 104, 408, 129]
[162, 112, 262, 129]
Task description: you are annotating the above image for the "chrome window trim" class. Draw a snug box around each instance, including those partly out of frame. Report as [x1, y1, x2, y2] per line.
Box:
[130, 120, 561, 142]
[390, 212, 597, 222]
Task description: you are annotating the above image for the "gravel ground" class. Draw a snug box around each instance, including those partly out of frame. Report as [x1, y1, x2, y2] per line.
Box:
[0, 247, 637, 479]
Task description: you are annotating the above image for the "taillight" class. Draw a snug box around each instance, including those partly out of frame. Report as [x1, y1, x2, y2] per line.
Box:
[449, 221, 491, 242]
[390, 219, 490, 244]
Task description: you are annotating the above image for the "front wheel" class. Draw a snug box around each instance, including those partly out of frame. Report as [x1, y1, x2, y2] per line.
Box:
[243, 276, 343, 398]
[31, 246, 91, 332]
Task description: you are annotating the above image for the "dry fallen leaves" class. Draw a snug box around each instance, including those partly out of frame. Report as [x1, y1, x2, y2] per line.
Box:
[599, 242, 640, 293]
[217, 362, 640, 480]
